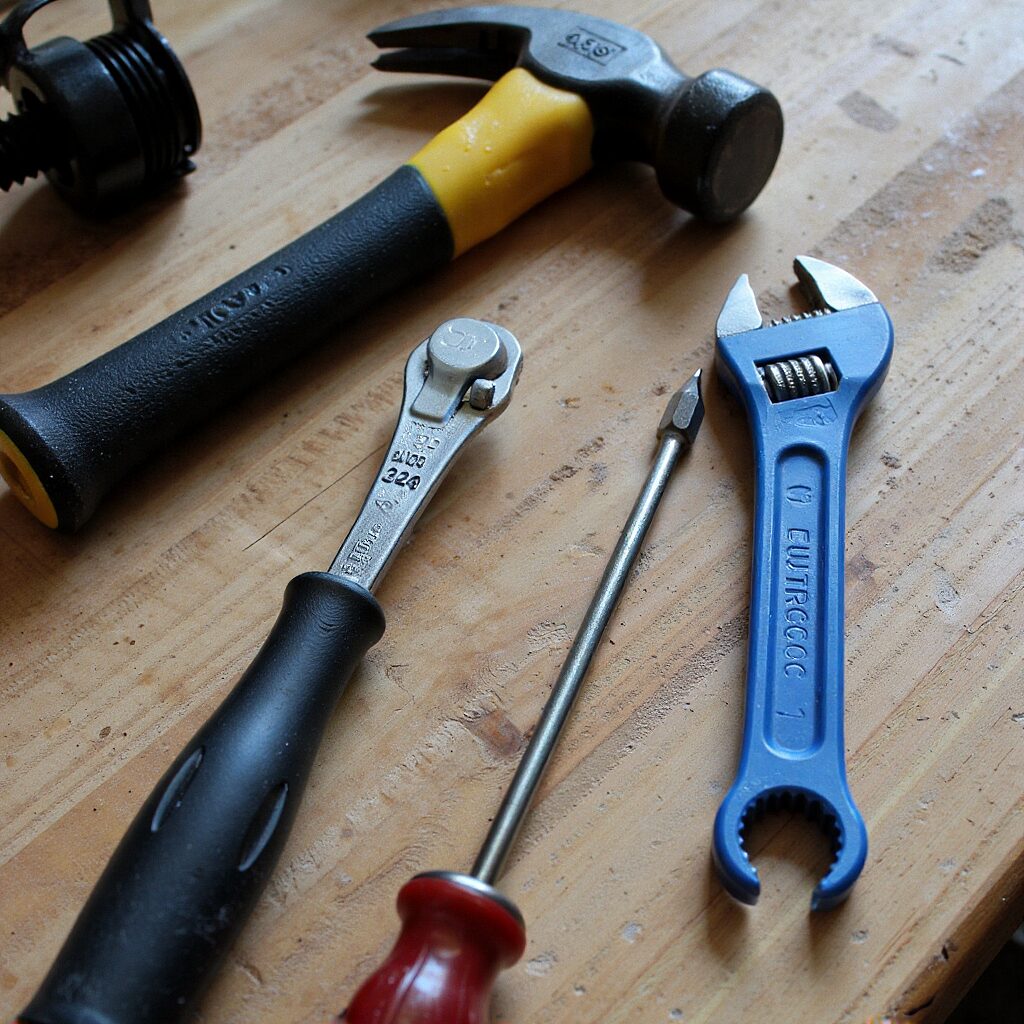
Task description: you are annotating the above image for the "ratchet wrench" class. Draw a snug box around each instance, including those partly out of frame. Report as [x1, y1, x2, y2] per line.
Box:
[20, 319, 523, 1024]
[712, 257, 893, 910]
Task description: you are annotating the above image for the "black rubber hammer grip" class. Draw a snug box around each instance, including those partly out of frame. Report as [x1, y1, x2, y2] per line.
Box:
[20, 572, 385, 1024]
[0, 165, 454, 531]
[0, 6, 785, 531]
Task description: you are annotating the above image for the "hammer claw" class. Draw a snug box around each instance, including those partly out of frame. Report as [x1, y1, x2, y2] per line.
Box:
[369, 10, 532, 60]
[372, 47, 513, 83]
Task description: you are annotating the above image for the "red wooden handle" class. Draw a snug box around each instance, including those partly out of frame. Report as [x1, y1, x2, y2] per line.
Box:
[339, 874, 526, 1024]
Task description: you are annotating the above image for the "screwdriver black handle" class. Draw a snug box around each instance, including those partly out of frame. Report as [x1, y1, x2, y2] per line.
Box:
[20, 572, 385, 1024]
[0, 165, 453, 531]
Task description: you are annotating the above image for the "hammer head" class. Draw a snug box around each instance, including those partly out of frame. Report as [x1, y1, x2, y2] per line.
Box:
[370, 5, 783, 222]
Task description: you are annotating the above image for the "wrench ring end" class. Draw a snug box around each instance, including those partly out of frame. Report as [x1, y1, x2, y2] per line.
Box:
[713, 784, 867, 911]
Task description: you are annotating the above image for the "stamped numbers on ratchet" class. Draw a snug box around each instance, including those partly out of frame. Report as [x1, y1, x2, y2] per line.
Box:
[381, 467, 420, 490]
[376, 431, 441, 499]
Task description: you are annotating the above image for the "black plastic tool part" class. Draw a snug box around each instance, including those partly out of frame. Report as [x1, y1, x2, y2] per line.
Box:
[0, 164, 454, 532]
[0, 0, 202, 211]
[20, 572, 385, 1024]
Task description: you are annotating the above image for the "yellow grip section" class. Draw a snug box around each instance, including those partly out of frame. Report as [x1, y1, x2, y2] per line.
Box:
[0, 429, 58, 528]
[409, 68, 594, 256]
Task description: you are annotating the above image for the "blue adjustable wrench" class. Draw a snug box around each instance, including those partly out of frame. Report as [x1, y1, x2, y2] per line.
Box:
[712, 256, 893, 910]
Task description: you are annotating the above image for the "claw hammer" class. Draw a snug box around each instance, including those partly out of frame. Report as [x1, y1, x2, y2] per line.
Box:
[0, 5, 782, 532]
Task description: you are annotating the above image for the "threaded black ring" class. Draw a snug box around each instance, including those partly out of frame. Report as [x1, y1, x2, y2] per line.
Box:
[0, 89, 67, 191]
[0, 111, 45, 189]
[85, 31, 188, 181]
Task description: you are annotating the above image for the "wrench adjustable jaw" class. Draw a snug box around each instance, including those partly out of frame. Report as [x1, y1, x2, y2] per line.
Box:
[713, 257, 893, 910]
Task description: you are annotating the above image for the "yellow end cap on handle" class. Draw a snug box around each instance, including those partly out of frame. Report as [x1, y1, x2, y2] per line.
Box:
[0, 429, 59, 528]
[409, 68, 594, 256]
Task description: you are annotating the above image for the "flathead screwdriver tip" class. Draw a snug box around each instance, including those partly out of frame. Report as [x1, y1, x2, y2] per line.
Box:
[657, 368, 704, 447]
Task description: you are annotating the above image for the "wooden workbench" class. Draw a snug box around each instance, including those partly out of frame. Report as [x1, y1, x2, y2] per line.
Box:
[2, 1, 1022, 1021]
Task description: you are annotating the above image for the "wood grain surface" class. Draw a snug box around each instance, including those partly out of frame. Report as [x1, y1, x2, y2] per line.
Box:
[2, 1, 1022, 1021]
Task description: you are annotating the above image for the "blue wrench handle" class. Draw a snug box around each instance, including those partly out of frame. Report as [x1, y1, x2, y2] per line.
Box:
[714, 301, 893, 909]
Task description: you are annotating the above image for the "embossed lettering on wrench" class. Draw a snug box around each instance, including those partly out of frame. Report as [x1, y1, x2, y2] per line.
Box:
[712, 256, 893, 910]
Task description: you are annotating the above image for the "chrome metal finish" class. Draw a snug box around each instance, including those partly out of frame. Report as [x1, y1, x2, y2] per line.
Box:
[657, 368, 704, 443]
[411, 318, 508, 422]
[794, 254, 877, 312]
[760, 354, 838, 402]
[717, 257, 878, 344]
[329, 319, 522, 590]
[716, 273, 763, 338]
[471, 370, 704, 885]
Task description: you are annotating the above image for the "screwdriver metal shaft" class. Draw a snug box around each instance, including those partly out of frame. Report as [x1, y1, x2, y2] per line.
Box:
[340, 368, 704, 1024]
[473, 368, 703, 883]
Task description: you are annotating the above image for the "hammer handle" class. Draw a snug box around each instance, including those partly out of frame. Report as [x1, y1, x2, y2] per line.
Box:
[0, 69, 600, 531]
[0, 165, 453, 531]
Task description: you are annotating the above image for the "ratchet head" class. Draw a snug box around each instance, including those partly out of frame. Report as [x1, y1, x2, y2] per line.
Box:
[411, 318, 515, 421]
[369, 6, 783, 221]
[329, 319, 522, 591]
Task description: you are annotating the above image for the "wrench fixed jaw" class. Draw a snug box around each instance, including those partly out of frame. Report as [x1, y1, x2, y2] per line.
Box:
[794, 254, 878, 313]
[713, 780, 869, 910]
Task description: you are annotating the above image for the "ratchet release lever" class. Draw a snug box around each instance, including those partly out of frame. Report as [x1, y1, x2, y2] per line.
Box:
[19, 319, 523, 1024]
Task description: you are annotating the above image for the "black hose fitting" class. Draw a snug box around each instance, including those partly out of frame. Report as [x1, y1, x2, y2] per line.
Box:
[0, 0, 201, 212]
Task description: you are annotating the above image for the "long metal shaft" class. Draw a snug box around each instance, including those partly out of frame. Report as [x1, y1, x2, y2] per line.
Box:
[471, 371, 702, 884]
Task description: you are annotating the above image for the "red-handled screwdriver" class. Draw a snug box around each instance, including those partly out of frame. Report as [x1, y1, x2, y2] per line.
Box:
[338, 370, 704, 1024]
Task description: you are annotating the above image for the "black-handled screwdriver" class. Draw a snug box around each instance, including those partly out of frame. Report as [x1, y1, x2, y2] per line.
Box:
[339, 370, 704, 1024]
[18, 319, 523, 1024]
